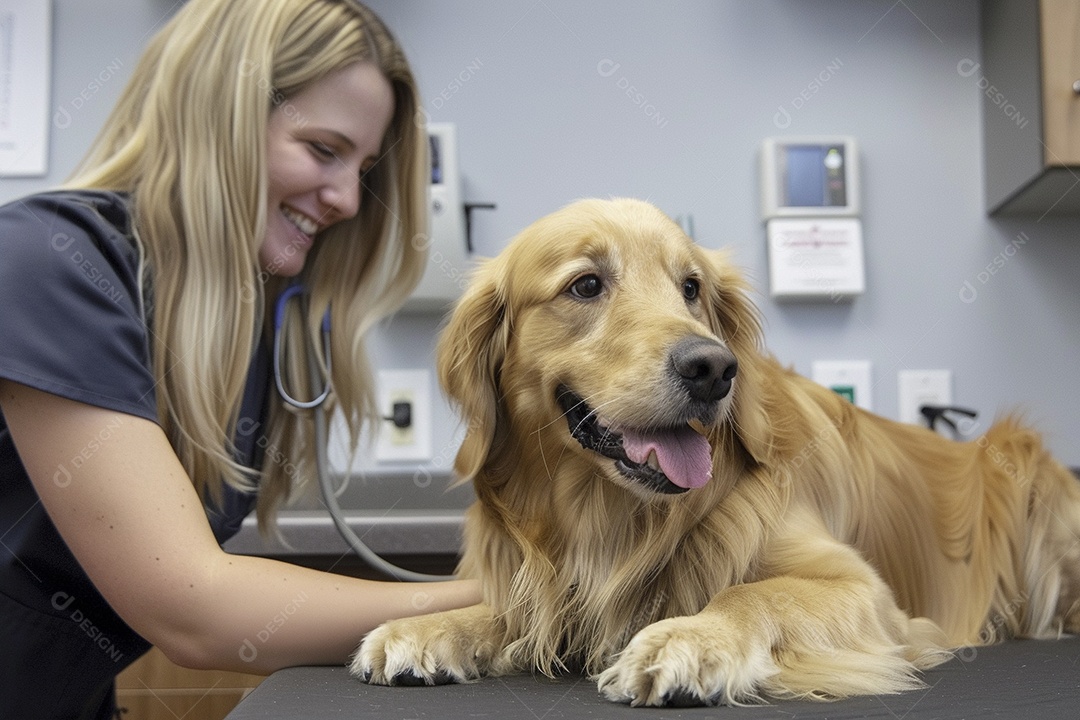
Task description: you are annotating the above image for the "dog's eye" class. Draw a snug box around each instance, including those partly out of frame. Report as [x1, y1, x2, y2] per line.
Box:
[568, 274, 603, 299]
[683, 278, 701, 301]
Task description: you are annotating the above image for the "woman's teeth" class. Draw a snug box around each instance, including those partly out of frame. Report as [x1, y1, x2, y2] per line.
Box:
[282, 206, 318, 236]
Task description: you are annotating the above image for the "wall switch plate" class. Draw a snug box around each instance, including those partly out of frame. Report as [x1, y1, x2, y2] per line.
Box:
[811, 360, 872, 411]
[898, 370, 952, 427]
[374, 369, 432, 463]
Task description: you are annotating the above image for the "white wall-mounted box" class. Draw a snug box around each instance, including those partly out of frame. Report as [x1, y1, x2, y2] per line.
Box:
[401, 122, 473, 314]
[760, 136, 859, 221]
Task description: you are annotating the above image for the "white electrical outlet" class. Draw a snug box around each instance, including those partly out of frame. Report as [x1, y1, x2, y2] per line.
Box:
[897, 370, 952, 427]
[811, 360, 873, 411]
[375, 369, 432, 463]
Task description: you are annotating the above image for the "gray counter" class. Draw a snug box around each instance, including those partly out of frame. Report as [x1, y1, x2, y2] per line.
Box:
[222, 509, 466, 557]
[223, 471, 473, 558]
[227, 637, 1080, 719]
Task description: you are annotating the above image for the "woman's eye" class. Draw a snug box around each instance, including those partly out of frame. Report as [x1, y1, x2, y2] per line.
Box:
[683, 278, 700, 301]
[569, 274, 603, 299]
[309, 142, 336, 159]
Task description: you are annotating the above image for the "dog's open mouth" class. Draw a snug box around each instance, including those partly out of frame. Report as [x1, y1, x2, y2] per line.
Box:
[556, 386, 713, 495]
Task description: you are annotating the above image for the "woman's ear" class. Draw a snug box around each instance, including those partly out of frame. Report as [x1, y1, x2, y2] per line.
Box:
[436, 258, 510, 484]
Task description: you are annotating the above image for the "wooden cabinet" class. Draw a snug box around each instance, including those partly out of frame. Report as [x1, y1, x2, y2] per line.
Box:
[981, 0, 1080, 215]
[115, 647, 264, 720]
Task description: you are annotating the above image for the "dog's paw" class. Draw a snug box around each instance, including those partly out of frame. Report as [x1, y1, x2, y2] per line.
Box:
[596, 615, 778, 707]
[350, 609, 496, 686]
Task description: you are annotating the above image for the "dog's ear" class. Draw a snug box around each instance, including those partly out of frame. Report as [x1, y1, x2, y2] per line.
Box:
[436, 257, 511, 484]
[694, 247, 775, 465]
[694, 247, 763, 361]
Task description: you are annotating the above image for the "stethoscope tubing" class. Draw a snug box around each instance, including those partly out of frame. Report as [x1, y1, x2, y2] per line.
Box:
[273, 284, 332, 410]
[272, 284, 454, 582]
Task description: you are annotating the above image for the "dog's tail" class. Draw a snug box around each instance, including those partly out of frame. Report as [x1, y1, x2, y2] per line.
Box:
[975, 417, 1080, 641]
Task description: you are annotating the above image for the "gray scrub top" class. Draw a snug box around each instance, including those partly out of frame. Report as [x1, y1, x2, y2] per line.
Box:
[0, 190, 271, 719]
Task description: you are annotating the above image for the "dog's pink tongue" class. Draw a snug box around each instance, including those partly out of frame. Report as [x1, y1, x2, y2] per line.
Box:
[621, 426, 712, 489]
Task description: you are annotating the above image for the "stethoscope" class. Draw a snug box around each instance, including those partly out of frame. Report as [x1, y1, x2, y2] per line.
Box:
[273, 283, 331, 410]
[271, 284, 452, 582]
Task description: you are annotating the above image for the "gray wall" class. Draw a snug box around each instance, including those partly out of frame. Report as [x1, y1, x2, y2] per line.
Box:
[7, 1, 1080, 474]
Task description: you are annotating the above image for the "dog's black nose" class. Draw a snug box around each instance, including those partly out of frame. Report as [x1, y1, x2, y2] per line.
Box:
[671, 336, 738, 402]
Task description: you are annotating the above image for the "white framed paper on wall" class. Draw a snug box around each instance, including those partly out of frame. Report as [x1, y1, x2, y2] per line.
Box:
[0, 0, 51, 177]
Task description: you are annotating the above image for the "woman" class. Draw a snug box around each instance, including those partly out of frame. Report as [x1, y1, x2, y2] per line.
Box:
[0, 0, 478, 717]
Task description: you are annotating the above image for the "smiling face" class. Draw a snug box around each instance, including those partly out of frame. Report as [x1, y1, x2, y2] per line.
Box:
[438, 198, 767, 502]
[261, 61, 395, 277]
[492, 199, 741, 497]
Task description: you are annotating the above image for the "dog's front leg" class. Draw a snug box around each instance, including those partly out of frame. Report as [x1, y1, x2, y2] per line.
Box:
[351, 603, 503, 686]
[598, 514, 949, 706]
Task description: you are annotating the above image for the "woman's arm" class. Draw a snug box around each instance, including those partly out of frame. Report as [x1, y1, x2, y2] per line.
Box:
[0, 380, 479, 674]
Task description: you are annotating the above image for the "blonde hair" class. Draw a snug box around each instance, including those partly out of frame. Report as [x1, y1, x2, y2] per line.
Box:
[65, 0, 428, 529]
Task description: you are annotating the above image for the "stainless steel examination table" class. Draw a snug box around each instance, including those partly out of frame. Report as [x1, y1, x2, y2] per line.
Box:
[226, 636, 1080, 719]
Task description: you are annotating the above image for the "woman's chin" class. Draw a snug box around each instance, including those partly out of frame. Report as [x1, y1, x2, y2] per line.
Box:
[259, 236, 312, 277]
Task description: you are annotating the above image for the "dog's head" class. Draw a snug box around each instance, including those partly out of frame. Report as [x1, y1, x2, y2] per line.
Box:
[437, 198, 766, 500]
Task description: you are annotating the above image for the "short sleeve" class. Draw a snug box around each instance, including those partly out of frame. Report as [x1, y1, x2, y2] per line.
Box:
[0, 191, 157, 422]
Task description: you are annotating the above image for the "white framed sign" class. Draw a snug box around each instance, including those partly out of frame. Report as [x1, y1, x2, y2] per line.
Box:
[766, 217, 865, 300]
[0, 0, 51, 177]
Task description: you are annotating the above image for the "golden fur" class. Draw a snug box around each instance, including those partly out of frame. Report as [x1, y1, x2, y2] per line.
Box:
[352, 198, 1080, 706]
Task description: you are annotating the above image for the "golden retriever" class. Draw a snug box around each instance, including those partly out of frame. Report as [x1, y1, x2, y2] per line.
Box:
[351, 198, 1080, 706]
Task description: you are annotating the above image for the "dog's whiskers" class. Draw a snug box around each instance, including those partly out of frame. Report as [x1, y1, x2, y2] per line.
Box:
[533, 392, 629, 484]
[572, 393, 623, 439]
[536, 420, 563, 484]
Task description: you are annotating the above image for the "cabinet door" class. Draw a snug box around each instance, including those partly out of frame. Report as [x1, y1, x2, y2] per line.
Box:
[1041, 0, 1080, 165]
[116, 647, 264, 720]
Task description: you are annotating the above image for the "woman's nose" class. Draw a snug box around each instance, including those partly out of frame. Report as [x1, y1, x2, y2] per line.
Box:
[319, 169, 361, 222]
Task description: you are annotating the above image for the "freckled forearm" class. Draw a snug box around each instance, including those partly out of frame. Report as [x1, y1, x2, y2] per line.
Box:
[162, 554, 480, 674]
